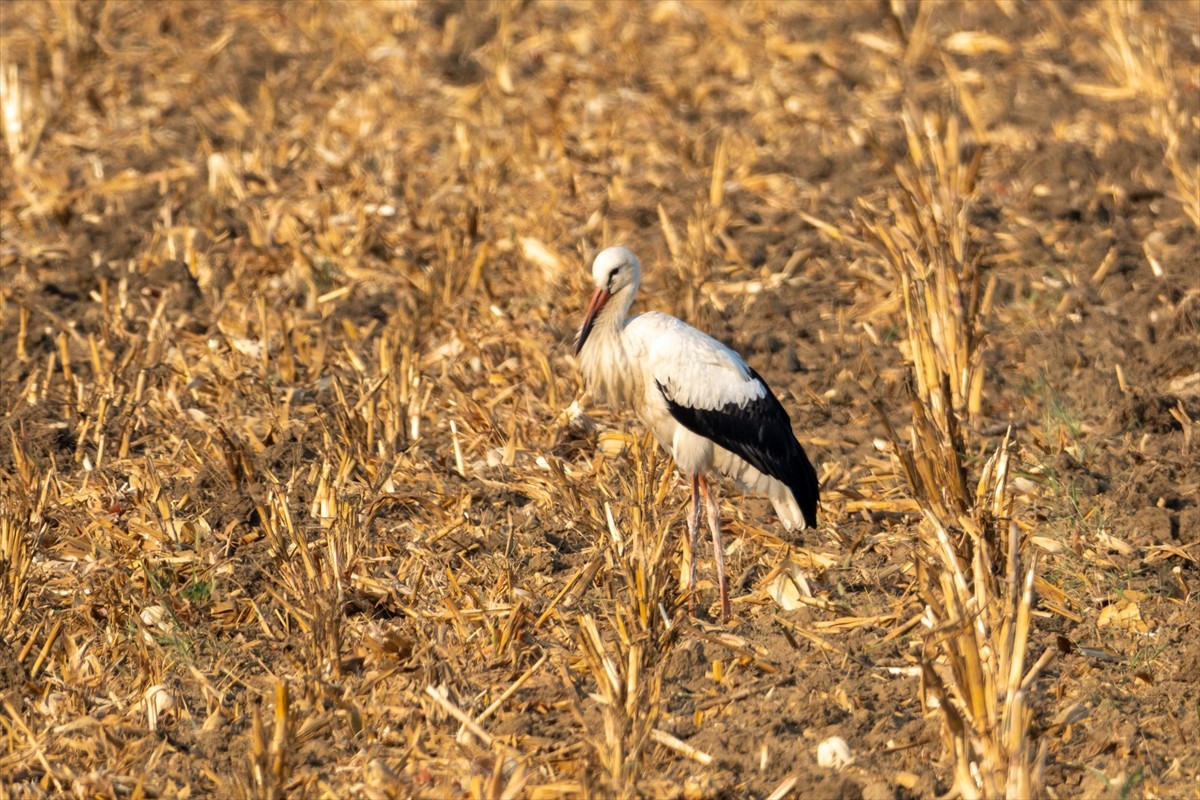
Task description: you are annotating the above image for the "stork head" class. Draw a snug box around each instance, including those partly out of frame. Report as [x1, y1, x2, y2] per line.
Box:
[590, 246, 641, 294]
[575, 247, 641, 355]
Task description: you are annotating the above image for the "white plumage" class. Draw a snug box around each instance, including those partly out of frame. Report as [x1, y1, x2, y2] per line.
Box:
[575, 246, 819, 621]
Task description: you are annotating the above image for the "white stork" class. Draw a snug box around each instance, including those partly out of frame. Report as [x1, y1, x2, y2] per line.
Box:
[574, 246, 819, 621]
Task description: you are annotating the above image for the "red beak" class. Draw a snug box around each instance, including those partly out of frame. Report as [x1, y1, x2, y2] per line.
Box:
[574, 287, 611, 356]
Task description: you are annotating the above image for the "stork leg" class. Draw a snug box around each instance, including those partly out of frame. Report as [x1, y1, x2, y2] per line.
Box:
[698, 474, 730, 622]
[685, 473, 703, 616]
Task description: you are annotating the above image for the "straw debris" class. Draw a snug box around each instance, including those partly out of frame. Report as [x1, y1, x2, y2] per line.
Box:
[1, 1, 1197, 797]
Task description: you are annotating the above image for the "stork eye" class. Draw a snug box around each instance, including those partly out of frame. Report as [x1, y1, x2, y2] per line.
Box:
[607, 268, 619, 289]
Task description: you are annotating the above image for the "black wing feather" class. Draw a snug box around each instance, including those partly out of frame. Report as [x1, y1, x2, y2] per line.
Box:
[657, 368, 819, 527]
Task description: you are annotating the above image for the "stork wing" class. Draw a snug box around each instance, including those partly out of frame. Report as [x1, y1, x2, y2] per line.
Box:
[633, 313, 818, 527]
[655, 364, 791, 477]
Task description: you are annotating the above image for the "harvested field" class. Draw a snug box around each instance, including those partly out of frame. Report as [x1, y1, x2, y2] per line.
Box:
[2, 1, 1198, 797]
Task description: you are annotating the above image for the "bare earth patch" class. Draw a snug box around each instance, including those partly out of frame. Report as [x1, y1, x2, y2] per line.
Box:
[1, 1, 1197, 798]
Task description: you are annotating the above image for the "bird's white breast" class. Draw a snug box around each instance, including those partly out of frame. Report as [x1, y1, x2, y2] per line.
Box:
[578, 305, 641, 407]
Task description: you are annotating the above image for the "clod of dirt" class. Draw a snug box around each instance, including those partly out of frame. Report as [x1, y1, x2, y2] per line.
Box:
[1178, 506, 1200, 545]
[1129, 505, 1174, 545]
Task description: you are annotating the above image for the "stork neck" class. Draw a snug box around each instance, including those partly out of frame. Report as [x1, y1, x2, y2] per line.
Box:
[580, 285, 639, 404]
[600, 285, 636, 329]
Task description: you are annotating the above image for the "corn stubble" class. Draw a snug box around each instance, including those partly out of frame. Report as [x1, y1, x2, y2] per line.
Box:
[861, 106, 1050, 798]
[1, 1, 1196, 797]
[569, 439, 682, 796]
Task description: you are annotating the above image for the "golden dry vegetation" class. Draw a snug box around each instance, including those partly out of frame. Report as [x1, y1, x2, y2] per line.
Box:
[2, 1, 1198, 798]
